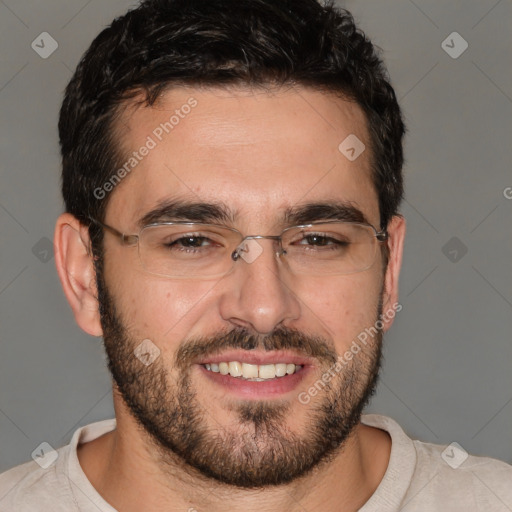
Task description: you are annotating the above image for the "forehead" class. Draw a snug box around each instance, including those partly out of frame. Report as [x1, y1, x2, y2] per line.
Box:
[107, 85, 379, 229]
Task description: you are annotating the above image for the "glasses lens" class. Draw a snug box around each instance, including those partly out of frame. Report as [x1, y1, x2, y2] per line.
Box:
[139, 224, 239, 278]
[282, 223, 379, 275]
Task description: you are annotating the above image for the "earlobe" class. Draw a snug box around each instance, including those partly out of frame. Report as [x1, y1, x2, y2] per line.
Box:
[381, 215, 406, 331]
[54, 213, 103, 337]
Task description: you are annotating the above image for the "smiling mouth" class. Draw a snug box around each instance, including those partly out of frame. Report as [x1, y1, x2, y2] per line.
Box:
[202, 361, 304, 381]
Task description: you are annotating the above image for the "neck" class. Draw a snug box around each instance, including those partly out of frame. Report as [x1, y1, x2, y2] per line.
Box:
[77, 397, 391, 512]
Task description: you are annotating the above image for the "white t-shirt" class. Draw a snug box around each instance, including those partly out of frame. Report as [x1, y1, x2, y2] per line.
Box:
[1, 414, 511, 511]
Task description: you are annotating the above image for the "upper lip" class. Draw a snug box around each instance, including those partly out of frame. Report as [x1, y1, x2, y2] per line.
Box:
[195, 350, 314, 367]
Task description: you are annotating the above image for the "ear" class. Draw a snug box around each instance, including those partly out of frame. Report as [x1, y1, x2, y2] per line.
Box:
[54, 213, 103, 337]
[380, 215, 406, 332]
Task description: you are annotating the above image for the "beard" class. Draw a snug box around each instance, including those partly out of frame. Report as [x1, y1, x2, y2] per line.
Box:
[96, 269, 383, 488]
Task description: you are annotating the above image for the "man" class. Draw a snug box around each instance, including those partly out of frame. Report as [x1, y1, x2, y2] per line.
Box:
[1, 0, 511, 510]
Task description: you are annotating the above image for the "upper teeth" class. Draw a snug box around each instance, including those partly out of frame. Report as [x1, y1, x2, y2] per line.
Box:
[204, 362, 302, 380]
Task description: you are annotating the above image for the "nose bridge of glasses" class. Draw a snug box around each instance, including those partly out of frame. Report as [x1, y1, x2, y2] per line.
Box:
[121, 233, 139, 246]
[232, 234, 284, 262]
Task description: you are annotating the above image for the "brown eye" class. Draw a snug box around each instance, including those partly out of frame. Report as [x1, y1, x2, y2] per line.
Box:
[171, 236, 211, 248]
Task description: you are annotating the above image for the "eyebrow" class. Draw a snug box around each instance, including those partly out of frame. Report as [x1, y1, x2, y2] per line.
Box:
[283, 201, 370, 226]
[137, 199, 235, 227]
[137, 199, 369, 228]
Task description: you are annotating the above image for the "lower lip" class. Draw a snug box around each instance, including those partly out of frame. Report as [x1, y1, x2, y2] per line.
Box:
[198, 364, 312, 399]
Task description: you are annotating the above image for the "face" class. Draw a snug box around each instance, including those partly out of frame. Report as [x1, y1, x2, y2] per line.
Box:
[96, 86, 397, 487]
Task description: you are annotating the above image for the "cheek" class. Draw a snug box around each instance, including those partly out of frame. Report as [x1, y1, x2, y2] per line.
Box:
[293, 270, 383, 351]
[103, 250, 220, 346]
[135, 281, 217, 332]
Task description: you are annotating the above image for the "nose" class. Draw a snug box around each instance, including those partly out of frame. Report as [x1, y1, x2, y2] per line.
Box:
[218, 239, 301, 334]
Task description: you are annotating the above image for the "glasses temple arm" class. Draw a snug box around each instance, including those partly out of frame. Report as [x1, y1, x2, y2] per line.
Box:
[88, 217, 139, 245]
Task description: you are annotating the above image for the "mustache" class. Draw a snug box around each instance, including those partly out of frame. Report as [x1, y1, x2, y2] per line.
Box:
[174, 327, 338, 370]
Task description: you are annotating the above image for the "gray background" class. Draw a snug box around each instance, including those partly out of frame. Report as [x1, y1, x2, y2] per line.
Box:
[0, 0, 511, 473]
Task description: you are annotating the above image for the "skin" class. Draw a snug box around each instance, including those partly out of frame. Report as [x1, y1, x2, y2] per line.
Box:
[54, 85, 405, 512]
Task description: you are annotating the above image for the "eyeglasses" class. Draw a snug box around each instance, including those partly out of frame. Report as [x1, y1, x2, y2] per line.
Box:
[90, 218, 388, 279]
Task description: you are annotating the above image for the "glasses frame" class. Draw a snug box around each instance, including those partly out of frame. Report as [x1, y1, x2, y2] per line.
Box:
[89, 217, 389, 278]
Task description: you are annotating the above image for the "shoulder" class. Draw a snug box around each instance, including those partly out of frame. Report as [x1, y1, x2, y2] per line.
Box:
[362, 414, 512, 511]
[0, 418, 116, 512]
[0, 449, 75, 511]
[409, 439, 512, 509]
